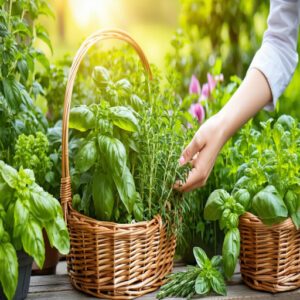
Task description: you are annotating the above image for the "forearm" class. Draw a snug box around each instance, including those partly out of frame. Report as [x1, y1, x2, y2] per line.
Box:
[218, 68, 272, 141]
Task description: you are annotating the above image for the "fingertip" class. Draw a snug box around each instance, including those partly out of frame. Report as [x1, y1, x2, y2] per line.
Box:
[179, 156, 185, 166]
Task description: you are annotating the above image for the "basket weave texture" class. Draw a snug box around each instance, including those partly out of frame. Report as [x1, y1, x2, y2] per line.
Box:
[60, 29, 176, 299]
[239, 212, 300, 293]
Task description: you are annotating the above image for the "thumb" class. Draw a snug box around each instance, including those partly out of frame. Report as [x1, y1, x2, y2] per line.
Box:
[179, 133, 205, 166]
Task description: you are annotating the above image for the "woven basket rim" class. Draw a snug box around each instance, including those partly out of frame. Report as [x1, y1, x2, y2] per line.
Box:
[240, 211, 295, 230]
[67, 203, 163, 229]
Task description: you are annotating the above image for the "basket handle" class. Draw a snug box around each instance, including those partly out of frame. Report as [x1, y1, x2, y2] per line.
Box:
[60, 29, 152, 218]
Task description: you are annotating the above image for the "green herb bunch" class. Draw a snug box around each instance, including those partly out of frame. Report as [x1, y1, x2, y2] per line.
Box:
[0, 0, 53, 163]
[157, 247, 226, 299]
[204, 189, 249, 279]
[0, 160, 70, 300]
[13, 132, 53, 189]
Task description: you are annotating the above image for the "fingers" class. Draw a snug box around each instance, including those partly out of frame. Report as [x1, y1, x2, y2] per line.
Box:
[179, 132, 205, 166]
[176, 144, 216, 193]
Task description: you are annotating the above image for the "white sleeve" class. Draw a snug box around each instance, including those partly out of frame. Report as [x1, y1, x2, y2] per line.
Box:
[248, 0, 300, 110]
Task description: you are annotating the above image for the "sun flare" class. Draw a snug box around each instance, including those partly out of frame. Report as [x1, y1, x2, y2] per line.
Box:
[69, 0, 121, 28]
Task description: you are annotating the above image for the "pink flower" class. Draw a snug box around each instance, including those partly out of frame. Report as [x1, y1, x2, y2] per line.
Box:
[207, 73, 216, 93]
[200, 83, 210, 100]
[189, 103, 205, 123]
[189, 75, 201, 95]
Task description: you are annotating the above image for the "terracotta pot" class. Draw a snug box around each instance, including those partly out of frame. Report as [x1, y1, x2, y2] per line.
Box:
[31, 229, 59, 275]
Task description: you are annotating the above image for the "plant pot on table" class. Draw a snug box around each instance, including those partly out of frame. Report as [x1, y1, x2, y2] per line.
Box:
[0, 251, 33, 300]
[31, 229, 59, 275]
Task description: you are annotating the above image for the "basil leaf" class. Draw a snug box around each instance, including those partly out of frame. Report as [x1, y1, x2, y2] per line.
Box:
[233, 189, 250, 210]
[69, 106, 95, 132]
[92, 169, 115, 221]
[133, 193, 144, 221]
[0, 242, 18, 300]
[75, 139, 97, 173]
[211, 255, 223, 269]
[195, 273, 210, 295]
[0, 178, 13, 209]
[222, 228, 240, 280]
[115, 79, 132, 93]
[44, 215, 70, 255]
[284, 190, 300, 229]
[0, 160, 18, 188]
[112, 166, 136, 214]
[92, 66, 110, 89]
[210, 271, 227, 296]
[275, 115, 296, 131]
[98, 135, 126, 176]
[21, 218, 45, 269]
[252, 185, 288, 225]
[13, 198, 29, 238]
[193, 247, 208, 269]
[204, 189, 230, 221]
[29, 183, 59, 221]
[109, 106, 139, 132]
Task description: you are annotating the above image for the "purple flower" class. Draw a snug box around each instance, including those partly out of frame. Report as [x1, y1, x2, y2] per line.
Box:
[189, 103, 205, 123]
[207, 73, 216, 93]
[189, 75, 201, 95]
[200, 83, 210, 100]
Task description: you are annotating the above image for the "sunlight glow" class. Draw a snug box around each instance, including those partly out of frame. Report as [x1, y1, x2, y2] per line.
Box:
[69, 0, 122, 28]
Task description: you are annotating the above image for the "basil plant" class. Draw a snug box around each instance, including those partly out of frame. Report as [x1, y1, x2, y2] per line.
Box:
[0, 160, 70, 300]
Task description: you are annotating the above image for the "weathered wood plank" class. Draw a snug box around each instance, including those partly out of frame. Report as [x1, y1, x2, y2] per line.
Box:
[27, 262, 300, 300]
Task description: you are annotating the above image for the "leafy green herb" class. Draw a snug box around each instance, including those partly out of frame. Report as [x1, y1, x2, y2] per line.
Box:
[157, 247, 226, 299]
[0, 160, 69, 300]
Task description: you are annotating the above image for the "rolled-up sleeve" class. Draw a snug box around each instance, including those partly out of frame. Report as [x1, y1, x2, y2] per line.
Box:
[248, 0, 300, 110]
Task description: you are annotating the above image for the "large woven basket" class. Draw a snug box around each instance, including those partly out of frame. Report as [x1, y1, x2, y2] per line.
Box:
[239, 212, 300, 293]
[60, 29, 176, 299]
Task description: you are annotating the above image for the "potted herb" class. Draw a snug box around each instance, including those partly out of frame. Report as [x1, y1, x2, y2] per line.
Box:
[0, 160, 70, 300]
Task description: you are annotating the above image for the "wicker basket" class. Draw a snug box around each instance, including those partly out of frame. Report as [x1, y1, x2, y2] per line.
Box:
[239, 212, 300, 293]
[60, 29, 176, 299]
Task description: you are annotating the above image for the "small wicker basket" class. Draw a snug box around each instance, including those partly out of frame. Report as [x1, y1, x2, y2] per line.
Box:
[239, 212, 300, 293]
[60, 29, 176, 299]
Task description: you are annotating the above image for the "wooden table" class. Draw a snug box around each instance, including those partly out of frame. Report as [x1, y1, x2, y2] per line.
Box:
[27, 262, 300, 299]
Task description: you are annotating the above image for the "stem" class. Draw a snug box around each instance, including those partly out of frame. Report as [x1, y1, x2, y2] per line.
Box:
[8, 0, 13, 30]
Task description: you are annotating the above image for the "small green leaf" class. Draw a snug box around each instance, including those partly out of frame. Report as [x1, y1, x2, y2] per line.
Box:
[97, 135, 126, 176]
[92, 66, 110, 89]
[222, 228, 240, 280]
[29, 183, 59, 221]
[115, 79, 132, 93]
[211, 255, 223, 268]
[233, 189, 250, 210]
[193, 247, 208, 269]
[284, 190, 300, 229]
[0, 242, 18, 300]
[133, 193, 144, 221]
[109, 106, 139, 132]
[112, 166, 136, 214]
[0, 160, 18, 188]
[36, 24, 53, 53]
[14, 198, 29, 238]
[210, 272, 227, 296]
[69, 106, 95, 132]
[21, 218, 45, 269]
[195, 274, 210, 295]
[204, 189, 230, 221]
[44, 215, 70, 255]
[92, 169, 115, 221]
[252, 185, 288, 225]
[75, 139, 98, 173]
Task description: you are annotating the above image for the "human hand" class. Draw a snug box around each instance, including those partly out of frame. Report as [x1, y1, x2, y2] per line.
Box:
[175, 113, 227, 192]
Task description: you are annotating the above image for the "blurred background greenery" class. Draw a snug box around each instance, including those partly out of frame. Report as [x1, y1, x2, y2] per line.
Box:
[39, 0, 300, 117]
